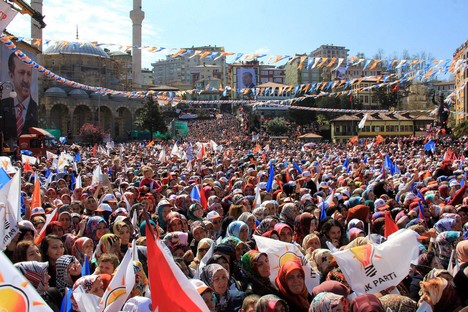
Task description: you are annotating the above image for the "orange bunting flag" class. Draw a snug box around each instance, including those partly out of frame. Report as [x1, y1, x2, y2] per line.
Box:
[349, 136, 358, 146]
[30, 177, 41, 212]
[146, 140, 155, 147]
[253, 144, 262, 153]
[197, 144, 206, 160]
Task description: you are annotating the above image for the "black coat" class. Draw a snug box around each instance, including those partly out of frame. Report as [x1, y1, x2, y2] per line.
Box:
[0, 97, 38, 140]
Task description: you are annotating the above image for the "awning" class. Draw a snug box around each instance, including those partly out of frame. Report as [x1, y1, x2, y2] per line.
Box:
[28, 127, 55, 138]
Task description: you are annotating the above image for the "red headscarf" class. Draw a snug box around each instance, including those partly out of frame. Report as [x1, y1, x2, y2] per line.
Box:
[275, 259, 310, 311]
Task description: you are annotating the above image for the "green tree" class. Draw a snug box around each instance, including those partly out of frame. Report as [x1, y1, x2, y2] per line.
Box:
[79, 123, 104, 145]
[373, 83, 410, 110]
[453, 119, 468, 137]
[289, 97, 317, 126]
[265, 117, 289, 135]
[135, 96, 168, 138]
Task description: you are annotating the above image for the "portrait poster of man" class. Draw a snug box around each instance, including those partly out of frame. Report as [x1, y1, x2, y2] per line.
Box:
[237, 67, 256, 90]
[0, 45, 38, 144]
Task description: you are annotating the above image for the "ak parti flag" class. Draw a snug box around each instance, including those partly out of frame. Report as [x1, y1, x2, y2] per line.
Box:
[375, 135, 385, 145]
[384, 211, 399, 238]
[146, 218, 210, 312]
[34, 208, 58, 245]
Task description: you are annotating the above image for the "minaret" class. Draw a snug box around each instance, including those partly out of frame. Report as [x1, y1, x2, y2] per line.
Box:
[30, 0, 43, 51]
[130, 0, 144, 89]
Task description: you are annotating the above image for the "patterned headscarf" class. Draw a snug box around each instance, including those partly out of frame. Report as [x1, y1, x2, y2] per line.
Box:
[275, 259, 310, 312]
[226, 220, 249, 239]
[241, 250, 268, 279]
[434, 218, 456, 233]
[56, 255, 78, 293]
[310, 292, 347, 312]
[279, 203, 296, 225]
[435, 231, 461, 267]
[175, 194, 191, 213]
[72, 275, 99, 292]
[131, 260, 149, 297]
[310, 249, 335, 276]
[255, 218, 274, 236]
[200, 263, 229, 292]
[379, 294, 417, 312]
[72, 237, 93, 264]
[14, 261, 49, 294]
[85, 216, 108, 244]
[456, 240, 468, 264]
[162, 231, 189, 253]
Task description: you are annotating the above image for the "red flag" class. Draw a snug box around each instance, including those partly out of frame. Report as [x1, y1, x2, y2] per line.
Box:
[145, 221, 209, 311]
[23, 161, 34, 173]
[384, 211, 399, 238]
[443, 148, 458, 162]
[392, 84, 400, 92]
[197, 144, 206, 160]
[92, 144, 97, 157]
[199, 185, 208, 210]
[375, 135, 385, 145]
[285, 164, 291, 182]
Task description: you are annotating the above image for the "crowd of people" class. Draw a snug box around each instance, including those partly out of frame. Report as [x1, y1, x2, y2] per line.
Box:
[3, 114, 468, 312]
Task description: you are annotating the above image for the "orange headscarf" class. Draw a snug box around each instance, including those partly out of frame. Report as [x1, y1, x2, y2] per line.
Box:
[275, 259, 310, 311]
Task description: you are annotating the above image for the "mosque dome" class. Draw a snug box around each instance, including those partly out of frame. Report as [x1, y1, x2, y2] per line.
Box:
[45, 87, 67, 97]
[44, 41, 109, 58]
[69, 89, 89, 98]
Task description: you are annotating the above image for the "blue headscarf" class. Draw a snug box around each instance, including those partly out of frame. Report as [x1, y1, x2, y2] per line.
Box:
[226, 220, 249, 239]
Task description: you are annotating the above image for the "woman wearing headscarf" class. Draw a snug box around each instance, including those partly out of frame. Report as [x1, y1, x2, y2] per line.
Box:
[190, 238, 215, 271]
[93, 233, 122, 263]
[200, 263, 245, 312]
[311, 280, 350, 299]
[162, 231, 189, 257]
[254, 294, 289, 312]
[238, 212, 256, 239]
[15, 261, 62, 311]
[274, 223, 294, 244]
[454, 240, 468, 306]
[419, 277, 461, 312]
[187, 203, 204, 223]
[113, 221, 133, 255]
[55, 255, 81, 295]
[293, 212, 314, 245]
[279, 203, 298, 229]
[309, 292, 348, 312]
[254, 218, 276, 236]
[435, 231, 461, 268]
[274, 259, 311, 312]
[71, 275, 105, 311]
[308, 248, 336, 281]
[85, 216, 109, 246]
[349, 294, 384, 312]
[226, 220, 249, 242]
[241, 250, 279, 297]
[130, 260, 150, 298]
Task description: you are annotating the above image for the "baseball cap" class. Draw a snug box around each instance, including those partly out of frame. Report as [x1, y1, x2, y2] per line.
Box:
[157, 199, 171, 207]
[96, 203, 112, 213]
[449, 179, 460, 188]
[190, 279, 211, 295]
[102, 193, 117, 203]
[374, 198, 389, 211]
[30, 207, 46, 217]
[302, 171, 311, 177]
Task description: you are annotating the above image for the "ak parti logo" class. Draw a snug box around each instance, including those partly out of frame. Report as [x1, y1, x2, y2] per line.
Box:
[350, 244, 382, 277]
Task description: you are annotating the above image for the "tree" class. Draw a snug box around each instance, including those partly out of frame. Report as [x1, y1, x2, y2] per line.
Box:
[79, 123, 105, 145]
[373, 82, 410, 110]
[289, 97, 317, 126]
[135, 96, 168, 138]
[452, 119, 468, 137]
[265, 118, 289, 136]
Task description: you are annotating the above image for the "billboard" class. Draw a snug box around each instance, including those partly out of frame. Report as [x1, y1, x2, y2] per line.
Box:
[237, 67, 256, 90]
[0, 44, 38, 143]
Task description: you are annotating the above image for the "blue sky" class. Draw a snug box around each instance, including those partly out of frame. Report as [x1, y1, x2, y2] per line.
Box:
[6, 0, 468, 70]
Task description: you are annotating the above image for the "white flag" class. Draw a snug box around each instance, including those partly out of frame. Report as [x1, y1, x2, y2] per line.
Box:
[332, 229, 419, 295]
[99, 248, 135, 312]
[254, 235, 320, 294]
[0, 1, 18, 32]
[171, 142, 180, 158]
[0, 156, 16, 174]
[21, 154, 37, 165]
[358, 113, 368, 129]
[158, 149, 167, 162]
[0, 251, 50, 311]
[0, 171, 21, 249]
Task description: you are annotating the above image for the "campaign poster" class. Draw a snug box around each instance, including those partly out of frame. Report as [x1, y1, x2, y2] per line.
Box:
[237, 67, 256, 90]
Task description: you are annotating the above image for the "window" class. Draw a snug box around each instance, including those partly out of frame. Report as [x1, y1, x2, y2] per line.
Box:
[364, 96, 368, 103]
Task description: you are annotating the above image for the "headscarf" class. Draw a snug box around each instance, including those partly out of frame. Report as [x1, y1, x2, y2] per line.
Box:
[434, 218, 456, 233]
[456, 240, 468, 264]
[255, 218, 274, 236]
[200, 263, 230, 310]
[279, 203, 296, 225]
[162, 231, 189, 253]
[112, 220, 132, 237]
[348, 228, 365, 241]
[275, 259, 309, 312]
[56, 255, 77, 293]
[346, 218, 364, 231]
[350, 294, 384, 312]
[72, 237, 93, 264]
[157, 203, 169, 229]
[302, 234, 320, 251]
[310, 249, 335, 276]
[14, 261, 49, 294]
[347, 196, 363, 209]
[274, 223, 292, 238]
[419, 277, 461, 312]
[226, 220, 249, 239]
[94, 233, 121, 261]
[131, 260, 149, 297]
[311, 281, 349, 298]
[379, 294, 417, 312]
[254, 294, 289, 312]
[309, 292, 347, 312]
[252, 207, 267, 222]
[238, 212, 256, 229]
[435, 231, 461, 267]
[241, 250, 269, 280]
[85, 216, 108, 244]
[139, 220, 156, 237]
[175, 194, 191, 213]
[72, 275, 99, 292]
[187, 203, 203, 222]
[345, 204, 370, 224]
[221, 236, 250, 255]
[294, 212, 313, 244]
[196, 238, 214, 260]
[122, 296, 152, 312]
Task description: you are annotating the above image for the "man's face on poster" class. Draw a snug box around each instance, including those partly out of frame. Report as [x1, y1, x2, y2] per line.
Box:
[242, 72, 253, 88]
[10, 56, 32, 101]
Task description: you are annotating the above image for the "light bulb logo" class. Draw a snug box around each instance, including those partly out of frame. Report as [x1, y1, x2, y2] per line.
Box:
[350, 244, 381, 277]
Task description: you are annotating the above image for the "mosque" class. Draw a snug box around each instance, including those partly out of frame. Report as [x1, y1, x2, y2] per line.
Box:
[9, 0, 147, 142]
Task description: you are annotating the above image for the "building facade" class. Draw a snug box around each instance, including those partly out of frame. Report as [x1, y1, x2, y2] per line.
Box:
[453, 40, 468, 124]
